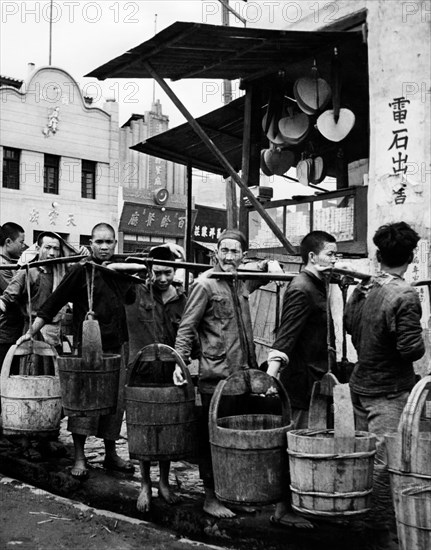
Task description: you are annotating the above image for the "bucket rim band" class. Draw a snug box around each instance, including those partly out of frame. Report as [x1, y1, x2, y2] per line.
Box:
[287, 449, 376, 460]
[290, 486, 372, 499]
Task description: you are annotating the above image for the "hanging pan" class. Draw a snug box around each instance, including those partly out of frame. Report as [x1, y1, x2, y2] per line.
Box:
[311, 156, 327, 185]
[317, 48, 355, 143]
[260, 149, 274, 176]
[294, 61, 332, 115]
[264, 147, 295, 176]
[278, 104, 310, 146]
[296, 157, 314, 186]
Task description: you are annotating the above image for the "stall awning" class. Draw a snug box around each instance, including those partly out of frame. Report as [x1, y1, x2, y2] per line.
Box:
[86, 21, 363, 83]
[131, 96, 249, 176]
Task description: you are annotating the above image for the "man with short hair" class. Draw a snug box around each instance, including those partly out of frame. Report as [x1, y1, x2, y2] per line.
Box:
[0, 232, 69, 352]
[0, 222, 26, 370]
[345, 221, 425, 547]
[266, 230, 337, 528]
[19, 223, 135, 478]
[0, 231, 74, 456]
[175, 229, 267, 518]
[125, 245, 188, 512]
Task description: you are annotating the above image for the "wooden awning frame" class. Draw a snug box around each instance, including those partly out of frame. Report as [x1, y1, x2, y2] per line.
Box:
[87, 22, 365, 254]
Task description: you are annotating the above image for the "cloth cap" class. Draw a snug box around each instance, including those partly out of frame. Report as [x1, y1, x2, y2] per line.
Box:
[217, 229, 247, 251]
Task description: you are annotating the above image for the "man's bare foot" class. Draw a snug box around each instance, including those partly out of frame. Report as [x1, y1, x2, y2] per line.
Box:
[70, 458, 88, 479]
[103, 455, 135, 474]
[271, 511, 314, 529]
[137, 482, 152, 513]
[203, 494, 236, 518]
[159, 481, 181, 504]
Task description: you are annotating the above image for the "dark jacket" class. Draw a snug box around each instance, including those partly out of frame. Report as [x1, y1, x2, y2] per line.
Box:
[175, 264, 258, 394]
[345, 273, 425, 396]
[126, 282, 187, 361]
[37, 258, 135, 351]
[272, 270, 333, 410]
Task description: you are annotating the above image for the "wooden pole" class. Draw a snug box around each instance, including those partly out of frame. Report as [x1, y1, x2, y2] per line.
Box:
[184, 161, 193, 293]
[142, 61, 297, 255]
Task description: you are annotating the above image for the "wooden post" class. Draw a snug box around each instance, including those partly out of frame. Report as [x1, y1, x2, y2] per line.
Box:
[142, 60, 297, 255]
[184, 161, 193, 294]
[239, 85, 262, 244]
[226, 177, 238, 229]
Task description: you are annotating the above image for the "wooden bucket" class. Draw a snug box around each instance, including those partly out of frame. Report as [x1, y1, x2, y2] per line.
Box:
[125, 344, 197, 461]
[393, 484, 431, 550]
[57, 353, 121, 416]
[287, 384, 376, 517]
[0, 341, 62, 436]
[209, 369, 293, 506]
[385, 375, 431, 545]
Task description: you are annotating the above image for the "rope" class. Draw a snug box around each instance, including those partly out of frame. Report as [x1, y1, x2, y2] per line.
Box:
[325, 270, 336, 374]
[25, 263, 33, 341]
[85, 262, 96, 316]
[231, 271, 250, 371]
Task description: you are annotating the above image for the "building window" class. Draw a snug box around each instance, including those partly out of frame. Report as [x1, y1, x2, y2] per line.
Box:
[80, 235, 91, 248]
[81, 160, 96, 199]
[44, 154, 59, 194]
[2, 147, 20, 189]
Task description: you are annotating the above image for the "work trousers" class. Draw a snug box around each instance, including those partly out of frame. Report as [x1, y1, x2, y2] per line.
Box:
[351, 390, 409, 530]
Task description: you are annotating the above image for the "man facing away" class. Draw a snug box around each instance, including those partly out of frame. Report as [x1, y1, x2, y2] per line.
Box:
[18, 223, 135, 478]
[344, 221, 425, 548]
[266, 230, 337, 528]
[0, 222, 27, 370]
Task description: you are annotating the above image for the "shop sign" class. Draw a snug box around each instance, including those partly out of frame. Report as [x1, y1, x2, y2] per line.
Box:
[194, 205, 227, 243]
[119, 203, 189, 237]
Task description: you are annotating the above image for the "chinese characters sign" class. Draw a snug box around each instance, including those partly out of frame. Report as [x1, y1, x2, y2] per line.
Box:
[388, 96, 410, 204]
[193, 205, 227, 243]
[119, 203, 191, 237]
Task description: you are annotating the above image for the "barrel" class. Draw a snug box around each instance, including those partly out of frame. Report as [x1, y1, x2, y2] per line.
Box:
[385, 375, 431, 548]
[125, 344, 197, 461]
[57, 353, 121, 416]
[0, 342, 62, 436]
[209, 369, 293, 506]
[287, 384, 376, 517]
[393, 484, 431, 550]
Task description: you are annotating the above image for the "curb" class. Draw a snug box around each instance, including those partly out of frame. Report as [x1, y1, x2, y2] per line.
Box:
[0, 475, 228, 550]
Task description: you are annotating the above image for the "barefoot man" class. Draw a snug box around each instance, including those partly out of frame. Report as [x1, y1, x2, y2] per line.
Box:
[125, 245, 189, 512]
[18, 223, 135, 478]
[174, 229, 276, 518]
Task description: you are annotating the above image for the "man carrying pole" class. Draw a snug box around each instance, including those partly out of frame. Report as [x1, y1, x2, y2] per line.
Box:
[174, 228, 282, 518]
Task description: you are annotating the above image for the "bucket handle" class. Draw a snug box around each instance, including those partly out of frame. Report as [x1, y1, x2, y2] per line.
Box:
[333, 384, 355, 453]
[208, 369, 292, 441]
[399, 375, 431, 472]
[127, 343, 190, 388]
[1, 341, 59, 387]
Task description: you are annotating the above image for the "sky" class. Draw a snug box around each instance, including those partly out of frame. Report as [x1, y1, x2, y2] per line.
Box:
[0, 0, 246, 127]
[0, 0, 321, 199]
